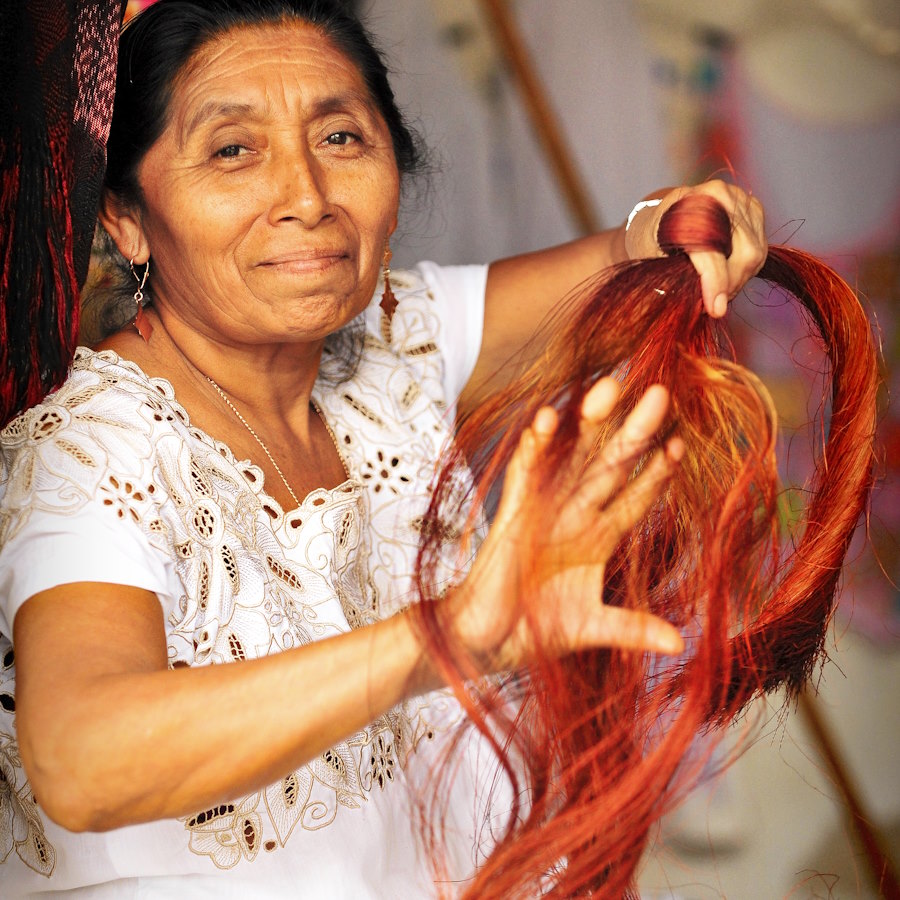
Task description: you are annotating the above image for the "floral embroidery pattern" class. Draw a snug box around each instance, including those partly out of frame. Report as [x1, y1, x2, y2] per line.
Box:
[365, 734, 396, 790]
[0, 687, 55, 877]
[0, 271, 476, 878]
[184, 797, 263, 868]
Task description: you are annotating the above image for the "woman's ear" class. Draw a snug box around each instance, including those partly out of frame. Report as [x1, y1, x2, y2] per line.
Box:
[97, 191, 150, 265]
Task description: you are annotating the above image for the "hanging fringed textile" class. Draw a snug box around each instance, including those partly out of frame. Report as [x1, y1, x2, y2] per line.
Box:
[0, 1, 125, 427]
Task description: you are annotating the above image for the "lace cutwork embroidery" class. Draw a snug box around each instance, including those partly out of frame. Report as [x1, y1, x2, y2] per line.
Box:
[0, 269, 480, 876]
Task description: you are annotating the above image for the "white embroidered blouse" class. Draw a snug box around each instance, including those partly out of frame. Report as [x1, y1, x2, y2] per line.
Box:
[0, 263, 497, 898]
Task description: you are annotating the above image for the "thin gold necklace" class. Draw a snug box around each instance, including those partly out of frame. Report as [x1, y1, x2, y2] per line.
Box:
[309, 396, 350, 480]
[206, 377, 349, 509]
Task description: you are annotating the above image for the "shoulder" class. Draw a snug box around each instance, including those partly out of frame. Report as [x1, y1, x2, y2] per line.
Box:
[316, 265, 486, 445]
[0, 351, 189, 632]
[3, 347, 189, 443]
[2, 349, 187, 474]
[373, 263, 487, 404]
[367, 262, 488, 337]
[0, 348, 195, 526]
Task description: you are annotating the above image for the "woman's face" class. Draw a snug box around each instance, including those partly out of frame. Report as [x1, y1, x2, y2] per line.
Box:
[128, 22, 401, 346]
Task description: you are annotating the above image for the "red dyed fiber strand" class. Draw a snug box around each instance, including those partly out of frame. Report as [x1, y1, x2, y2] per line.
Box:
[413, 195, 879, 898]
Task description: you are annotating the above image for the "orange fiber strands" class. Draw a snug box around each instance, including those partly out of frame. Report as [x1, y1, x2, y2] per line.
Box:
[412, 195, 878, 898]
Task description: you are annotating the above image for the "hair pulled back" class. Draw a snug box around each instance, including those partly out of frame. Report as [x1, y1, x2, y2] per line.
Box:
[105, 0, 425, 206]
[83, 0, 423, 362]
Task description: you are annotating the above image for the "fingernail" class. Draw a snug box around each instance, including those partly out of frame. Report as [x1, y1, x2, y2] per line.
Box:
[658, 629, 685, 655]
[714, 293, 728, 317]
[666, 436, 685, 462]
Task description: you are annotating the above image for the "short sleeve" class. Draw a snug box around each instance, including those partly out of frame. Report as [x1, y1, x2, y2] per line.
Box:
[0, 360, 180, 637]
[411, 262, 488, 402]
[0, 501, 173, 637]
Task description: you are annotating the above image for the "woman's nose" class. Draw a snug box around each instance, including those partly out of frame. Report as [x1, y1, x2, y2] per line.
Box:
[268, 147, 332, 227]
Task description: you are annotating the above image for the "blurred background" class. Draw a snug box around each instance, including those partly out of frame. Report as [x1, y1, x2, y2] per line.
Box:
[125, 0, 900, 895]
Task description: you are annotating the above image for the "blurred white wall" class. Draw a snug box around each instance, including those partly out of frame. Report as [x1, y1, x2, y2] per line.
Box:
[359, 0, 674, 267]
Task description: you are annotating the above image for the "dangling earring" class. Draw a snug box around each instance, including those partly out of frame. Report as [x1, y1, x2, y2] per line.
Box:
[130, 258, 153, 343]
[379, 244, 397, 344]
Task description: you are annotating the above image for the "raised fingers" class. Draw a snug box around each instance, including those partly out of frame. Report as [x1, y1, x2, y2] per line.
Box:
[580, 376, 622, 427]
[492, 404, 559, 531]
[686, 182, 767, 316]
[572, 376, 623, 462]
[568, 384, 672, 521]
[688, 249, 730, 317]
[592, 437, 683, 560]
[729, 191, 767, 283]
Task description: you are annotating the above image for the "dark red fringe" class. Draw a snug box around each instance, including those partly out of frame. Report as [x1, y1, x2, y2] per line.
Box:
[1, 1, 124, 428]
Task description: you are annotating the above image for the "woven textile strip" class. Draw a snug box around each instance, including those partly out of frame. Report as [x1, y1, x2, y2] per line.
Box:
[0, 0, 125, 427]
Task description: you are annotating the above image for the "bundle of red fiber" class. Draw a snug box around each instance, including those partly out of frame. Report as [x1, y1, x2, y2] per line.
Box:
[0, 1, 124, 428]
[414, 195, 879, 898]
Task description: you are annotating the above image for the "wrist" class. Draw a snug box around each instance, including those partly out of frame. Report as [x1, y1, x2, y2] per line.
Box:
[624, 194, 669, 261]
[625, 198, 662, 232]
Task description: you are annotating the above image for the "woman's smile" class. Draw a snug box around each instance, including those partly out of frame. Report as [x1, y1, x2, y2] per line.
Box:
[257, 248, 350, 273]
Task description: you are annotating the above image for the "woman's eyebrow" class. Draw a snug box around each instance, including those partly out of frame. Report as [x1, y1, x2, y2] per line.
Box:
[304, 91, 382, 127]
[179, 100, 261, 145]
[178, 91, 380, 146]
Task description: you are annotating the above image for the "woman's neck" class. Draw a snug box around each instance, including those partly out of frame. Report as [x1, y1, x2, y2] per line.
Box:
[95, 305, 350, 508]
[99, 305, 324, 420]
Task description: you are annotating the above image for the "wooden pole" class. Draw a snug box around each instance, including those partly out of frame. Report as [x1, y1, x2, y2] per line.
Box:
[477, 0, 602, 236]
[798, 691, 900, 899]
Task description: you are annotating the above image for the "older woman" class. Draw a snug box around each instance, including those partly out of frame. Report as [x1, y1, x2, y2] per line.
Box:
[0, 0, 766, 895]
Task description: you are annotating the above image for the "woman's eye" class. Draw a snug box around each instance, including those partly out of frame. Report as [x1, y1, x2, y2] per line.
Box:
[214, 144, 248, 159]
[325, 131, 360, 146]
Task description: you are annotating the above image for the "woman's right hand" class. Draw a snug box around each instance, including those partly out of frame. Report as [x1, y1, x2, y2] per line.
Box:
[448, 377, 685, 672]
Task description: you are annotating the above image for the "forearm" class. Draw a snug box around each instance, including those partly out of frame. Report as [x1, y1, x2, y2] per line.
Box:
[461, 227, 627, 412]
[16, 595, 438, 832]
[460, 188, 698, 415]
[486, 227, 628, 332]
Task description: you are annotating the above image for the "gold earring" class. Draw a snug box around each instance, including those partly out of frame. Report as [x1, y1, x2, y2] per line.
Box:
[379, 244, 397, 343]
[130, 257, 153, 343]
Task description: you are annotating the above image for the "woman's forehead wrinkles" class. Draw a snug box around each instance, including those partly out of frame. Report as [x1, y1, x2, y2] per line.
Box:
[177, 86, 378, 147]
[175, 89, 378, 150]
[179, 24, 363, 95]
[171, 30, 376, 148]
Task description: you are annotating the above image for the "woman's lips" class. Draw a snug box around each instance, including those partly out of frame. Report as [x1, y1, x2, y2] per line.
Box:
[258, 250, 347, 270]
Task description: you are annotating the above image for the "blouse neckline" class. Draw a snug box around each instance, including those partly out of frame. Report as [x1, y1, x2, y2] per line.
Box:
[72, 346, 361, 519]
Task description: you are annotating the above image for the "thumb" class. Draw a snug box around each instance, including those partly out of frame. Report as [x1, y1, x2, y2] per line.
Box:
[583, 604, 684, 656]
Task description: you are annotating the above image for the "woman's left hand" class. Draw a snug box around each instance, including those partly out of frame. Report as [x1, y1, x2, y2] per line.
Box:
[624, 180, 767, 318]
[446, 378, 685, 673]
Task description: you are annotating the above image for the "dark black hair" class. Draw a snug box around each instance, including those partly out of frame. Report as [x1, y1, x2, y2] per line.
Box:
[105, 0, 426, 205]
